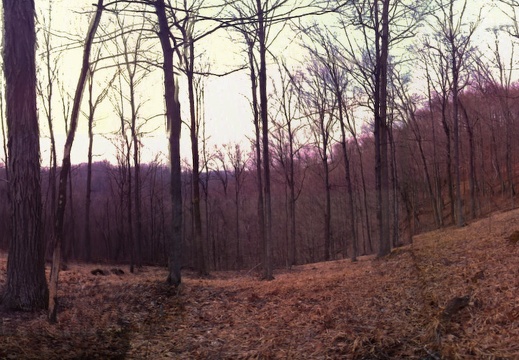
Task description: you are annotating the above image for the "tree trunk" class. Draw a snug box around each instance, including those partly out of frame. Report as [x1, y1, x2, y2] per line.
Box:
[256, 0, 274, 280]
[338, 95, 357, 260]
[84, 80, 94, 262]
[451, 37, 464, 227]
[324, 151, 332, 261]
[287, 122, 297, 266]
[48, 0, 103, 322]
[352, 134, 372, 254]
[2, 0, 49, 311]
[459, 99, 477, 219]
[376, 0, 391, 257]
[185, 29, 207, 276]
[155, 0, 182, 287]
[440, 99, 455, 225]
[426, 69, 444, 227]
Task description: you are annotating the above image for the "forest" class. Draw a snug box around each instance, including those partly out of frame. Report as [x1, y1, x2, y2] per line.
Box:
[1, 0, 518, 347]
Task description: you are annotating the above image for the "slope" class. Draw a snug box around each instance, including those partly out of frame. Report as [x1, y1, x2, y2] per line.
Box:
[0, 208, 518, 359]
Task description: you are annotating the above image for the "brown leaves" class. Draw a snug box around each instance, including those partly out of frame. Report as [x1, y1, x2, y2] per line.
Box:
[0, 208, 518, 358]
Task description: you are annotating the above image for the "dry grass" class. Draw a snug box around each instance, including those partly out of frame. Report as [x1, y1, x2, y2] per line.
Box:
[0, 208, 518, 359]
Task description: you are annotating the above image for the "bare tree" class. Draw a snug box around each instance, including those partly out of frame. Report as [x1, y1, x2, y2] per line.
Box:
[302, 27, 358, 260]
[393, 74, 442, 228]
[174, 0, 209, 276]
[38, 2, 60, 249]
[428, 0, 481, 227]
[228, 143, 249, 269]
[300, 59, 337, 261]
[154, 0, 184, 286]
[83, 46, 117, 262]
[339, 0, 427, 255]
[271, 61, 307, 266]
[48, 0, 104, 322]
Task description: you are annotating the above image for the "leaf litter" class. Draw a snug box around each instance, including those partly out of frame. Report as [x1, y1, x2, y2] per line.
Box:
[0, 208, 518, 359]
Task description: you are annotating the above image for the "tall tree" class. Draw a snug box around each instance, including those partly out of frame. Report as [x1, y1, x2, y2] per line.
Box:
[38, 1, 59, 252]
[175, 1, 208, 275]
[2, 0, 49, 311]
[256, 0, 274, 279]
[302, 27, 358, 260]
[228, 143, 248, 269]
[83, 49, 116, 262]
[340, 0, 426, 255]
[393, 73, 442, 228]
[271, 61, 306, 266]
[429, 0, 480, 227]
[375, 0, 391, 256]
[48, 0, 104, 322]
[154, 0, 183, 286]
[300, 59, 337, 261]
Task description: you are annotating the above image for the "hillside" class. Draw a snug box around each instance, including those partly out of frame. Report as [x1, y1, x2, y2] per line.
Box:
[0, 208, 518, 359]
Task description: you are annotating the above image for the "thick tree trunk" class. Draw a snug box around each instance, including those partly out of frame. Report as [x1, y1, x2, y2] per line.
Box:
[2, 0, 49, 312]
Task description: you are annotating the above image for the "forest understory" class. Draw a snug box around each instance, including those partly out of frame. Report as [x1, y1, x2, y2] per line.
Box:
[0, 208, 518, 359]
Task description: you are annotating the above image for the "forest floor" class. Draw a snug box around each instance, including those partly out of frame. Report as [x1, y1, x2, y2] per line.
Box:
[0, 209, 518, 359]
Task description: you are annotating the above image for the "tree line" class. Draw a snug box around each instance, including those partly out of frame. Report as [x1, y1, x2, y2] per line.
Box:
[1, 0, 519, 317]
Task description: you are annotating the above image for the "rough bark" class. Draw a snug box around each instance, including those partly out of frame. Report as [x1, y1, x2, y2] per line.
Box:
[2, 0, 49, 311]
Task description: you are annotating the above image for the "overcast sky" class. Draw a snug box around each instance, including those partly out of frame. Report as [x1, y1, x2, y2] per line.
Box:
[1, 0, 517, 167]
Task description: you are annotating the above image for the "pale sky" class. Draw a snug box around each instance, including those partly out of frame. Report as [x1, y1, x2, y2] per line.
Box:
[1, 0, 517, 167]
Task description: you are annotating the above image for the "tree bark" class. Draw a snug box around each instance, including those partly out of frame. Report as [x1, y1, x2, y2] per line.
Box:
[155, 0, 183, 287]
[2, 0, 49, 311]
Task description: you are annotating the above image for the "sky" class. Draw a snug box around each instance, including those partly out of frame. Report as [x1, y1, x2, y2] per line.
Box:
[1, 0, 517, 167]
[29, 0, 254, 166]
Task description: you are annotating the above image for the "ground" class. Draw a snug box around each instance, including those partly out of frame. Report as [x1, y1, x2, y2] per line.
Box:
[0, 208, 518, 359]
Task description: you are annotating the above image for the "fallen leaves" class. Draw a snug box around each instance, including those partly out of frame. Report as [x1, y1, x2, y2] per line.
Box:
[0, 208, 518, 358]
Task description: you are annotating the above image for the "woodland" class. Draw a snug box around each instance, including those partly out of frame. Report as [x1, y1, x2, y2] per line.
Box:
[0, 0, 518, 356]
